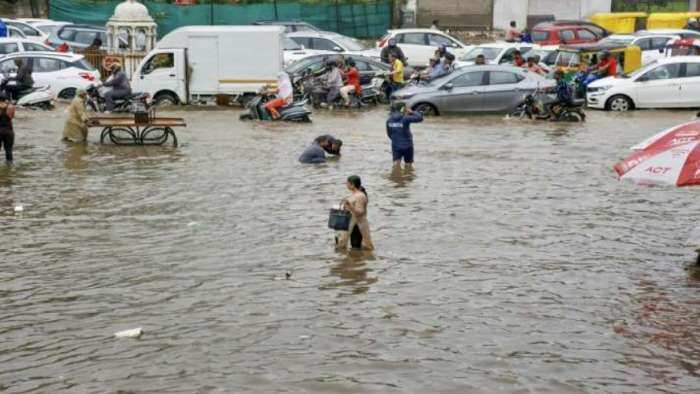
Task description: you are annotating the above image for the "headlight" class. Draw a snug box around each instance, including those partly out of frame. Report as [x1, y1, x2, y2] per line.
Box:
[588, 85, 612, 93]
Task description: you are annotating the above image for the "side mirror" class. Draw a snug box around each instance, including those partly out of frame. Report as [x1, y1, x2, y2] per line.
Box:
[442, 83, 454, 91]
[333, 46, 343, 52]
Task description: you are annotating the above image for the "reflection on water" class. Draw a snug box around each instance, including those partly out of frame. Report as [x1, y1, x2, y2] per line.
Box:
[1, 107, 699, 393]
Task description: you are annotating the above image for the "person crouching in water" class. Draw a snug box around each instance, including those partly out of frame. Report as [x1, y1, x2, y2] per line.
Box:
[299, 135, 342, 163]
[63, 90, 91, 143]
[336, 175, 374, 251]
[264, 72, 293, 119]
[386, 102, 423, 169]
[0, 92, 15, 164]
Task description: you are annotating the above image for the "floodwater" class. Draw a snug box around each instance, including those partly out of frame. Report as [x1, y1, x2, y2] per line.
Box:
[1, 106, 699, 393]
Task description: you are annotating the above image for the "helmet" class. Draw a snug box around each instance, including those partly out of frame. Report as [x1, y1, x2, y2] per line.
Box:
[388, 38, 397, 47]
[439, 44, 447, 53]
[390, 102, 406, 113]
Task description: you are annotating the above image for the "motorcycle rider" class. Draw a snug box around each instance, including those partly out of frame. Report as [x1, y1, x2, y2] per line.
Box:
[525, 56, 546, 75]
[380, 38, 406, 65]
[583, 50, 617, 88]
[548, 70, 573, 116]
[264, 72, 293, 119]
[2, 58, 33, 102]
[321, 60, 343, 108]
[340, 58, 361, 107]
[102, 62, 131, 113]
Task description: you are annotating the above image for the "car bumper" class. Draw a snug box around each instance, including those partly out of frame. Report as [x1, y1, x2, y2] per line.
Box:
[586, 91, 607, 109]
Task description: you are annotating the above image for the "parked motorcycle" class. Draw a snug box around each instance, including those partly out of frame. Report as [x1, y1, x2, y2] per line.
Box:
[239, 91, 312, 122]
[0, 75, 54, 110]
[510, 90, 586, 122]
[85, 83, 150, 113]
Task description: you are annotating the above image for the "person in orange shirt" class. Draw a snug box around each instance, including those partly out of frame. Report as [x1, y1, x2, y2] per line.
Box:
[340, 58, 362, 107]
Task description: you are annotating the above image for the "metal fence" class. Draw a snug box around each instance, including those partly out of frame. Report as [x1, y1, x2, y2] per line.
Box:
[612, 0, 691, 12]
[49, 0, 392, 38]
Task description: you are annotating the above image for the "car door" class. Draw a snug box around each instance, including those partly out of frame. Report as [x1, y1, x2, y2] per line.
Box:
[436, 71, 487, 113]
[0, 57, 19, 83]
[30, 56, 61, 89]
[633, 63, 682, 108]
[558, 29, 577, 45]
[395, 32, 428, 67]
[312, 38, 343, 53]
[23, 42, 51, 52]
[480, 70, 526, 112]
[678, 62, 700, 107]
[353, 59, 374, 84]
[134, 51, 183, 99]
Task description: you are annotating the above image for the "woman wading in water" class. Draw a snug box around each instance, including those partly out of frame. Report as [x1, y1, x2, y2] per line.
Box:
[336, 175, 374, 251]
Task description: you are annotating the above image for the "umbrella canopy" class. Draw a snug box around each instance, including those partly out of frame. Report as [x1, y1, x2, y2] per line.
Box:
[614, 120, 700, 186]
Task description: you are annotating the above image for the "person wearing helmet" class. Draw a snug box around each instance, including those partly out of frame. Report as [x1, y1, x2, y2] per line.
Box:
[102, 62, 131, 112]
[434, 44, 448, 61]
[340, 58, 361, 107]
[0, 91, 15, 163]
[386, 102, 423, 169]
[380, 37, 406, 65]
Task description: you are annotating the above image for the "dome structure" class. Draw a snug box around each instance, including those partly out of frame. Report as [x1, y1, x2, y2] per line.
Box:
[110, 0, 153, 23]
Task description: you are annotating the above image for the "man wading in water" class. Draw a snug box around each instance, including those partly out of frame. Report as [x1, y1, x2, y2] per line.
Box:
[0, 92, 16, 164]
[386, 103, 423, 169]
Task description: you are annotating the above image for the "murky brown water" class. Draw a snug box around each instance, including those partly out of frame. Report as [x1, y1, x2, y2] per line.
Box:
[1, 106, 699, 393]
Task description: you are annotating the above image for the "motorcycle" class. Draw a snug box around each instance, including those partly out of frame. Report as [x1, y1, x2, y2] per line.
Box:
[510, 89, 586, 123]
[0, 75, 54, 110]
[85, 83, 150, 113]
[239, 90, 312, 122]
[301, 73, 385, 109]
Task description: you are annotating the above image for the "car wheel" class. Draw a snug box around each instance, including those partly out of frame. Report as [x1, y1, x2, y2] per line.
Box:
[153, 92, 179, 107]
[413, 103, 438, 116]
[606, 95, 633, 112]
[58, 88, 76, 100]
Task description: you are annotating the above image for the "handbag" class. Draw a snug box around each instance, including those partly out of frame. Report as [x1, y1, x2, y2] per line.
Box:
[328, 201, 351, 231]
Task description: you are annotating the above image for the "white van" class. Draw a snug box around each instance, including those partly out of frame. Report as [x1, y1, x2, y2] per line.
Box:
[132, 26, 285, 105]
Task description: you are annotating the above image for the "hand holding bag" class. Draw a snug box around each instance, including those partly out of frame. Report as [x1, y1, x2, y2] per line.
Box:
[328, 200, 351, 231]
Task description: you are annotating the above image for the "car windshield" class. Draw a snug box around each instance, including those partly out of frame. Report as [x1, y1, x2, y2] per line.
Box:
[37, 25, 61, 35]
[334, 36, 366, 51]
[601, 37, 634, 46]
[283, 37, 302, 50]
[528, 49, 555, 63]
[462, 46, 501, 61]
[627, 60, 658, 78]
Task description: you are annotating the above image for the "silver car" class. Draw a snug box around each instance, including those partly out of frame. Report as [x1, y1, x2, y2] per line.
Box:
[392, 65, 554, 115]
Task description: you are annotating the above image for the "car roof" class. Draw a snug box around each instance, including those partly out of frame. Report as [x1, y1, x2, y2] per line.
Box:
[59, 24, 105, 32]
[255, 20, 312, 26]
[607, 34, 635, 40]
[286, 31, 343, 39]
[476, 41, 537, 49]
[0, 37, 48, 44]
[388, 28, 446, 34]
[655, 55, 700, 63]
[1, 51, 83, 61]
[637, 29, 699, 35]
[534, 24, 590, 31]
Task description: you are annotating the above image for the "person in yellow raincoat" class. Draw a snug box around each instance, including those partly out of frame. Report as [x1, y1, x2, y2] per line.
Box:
[63, 90, 90, 143]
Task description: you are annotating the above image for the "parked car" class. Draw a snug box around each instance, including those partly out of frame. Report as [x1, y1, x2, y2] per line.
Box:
[47, 24, 108, 50]
[391, 65, 554, 116]
[252, 21, 321, 33]
[21, 19, 71, 36]
[636, 29, 700, 40]
[532, 24, 600, 45]
[526, 45, 560, 68]
[286, 31, 375, 57]
[587, 56, 700, 111]
[458, 42, 537, 66]
[377, 28, 472, 67]
[0, 52, 100, 99]
[535, 20, 610, 38]
[601, 34, 679, 65]
[7, 26, 27, 39]
[0, 38, 54, 56]
[283, 36, 333, 65]
[3, 20, 49, 44]
[286, 53, 412, 85]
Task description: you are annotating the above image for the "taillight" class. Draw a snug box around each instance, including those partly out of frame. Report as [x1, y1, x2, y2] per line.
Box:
[79, 72, 95, 81]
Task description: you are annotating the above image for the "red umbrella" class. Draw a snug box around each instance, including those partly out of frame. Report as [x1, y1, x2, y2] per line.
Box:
[614, 120, 700, 187]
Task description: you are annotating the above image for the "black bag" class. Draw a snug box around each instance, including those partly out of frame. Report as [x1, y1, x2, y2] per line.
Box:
[328, 202, 351, 231]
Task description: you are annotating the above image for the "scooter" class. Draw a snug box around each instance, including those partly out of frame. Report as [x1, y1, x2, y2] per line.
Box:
[85, 83, 150, 113]
[510, 89, 586, 123]
[239, 91, 312, 122]
[0, 79, 54, 110]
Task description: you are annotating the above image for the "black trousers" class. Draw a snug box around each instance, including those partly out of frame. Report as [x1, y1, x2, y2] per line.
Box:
[4, 84, 30, 101]
[0, 129, 14, 162]
[350, 225, 363, 249]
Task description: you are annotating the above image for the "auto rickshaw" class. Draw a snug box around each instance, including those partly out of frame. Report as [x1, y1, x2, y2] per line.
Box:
[554, 43, 642, 80]
[589, 12, 648, 34]
[646, 12, 700, 30]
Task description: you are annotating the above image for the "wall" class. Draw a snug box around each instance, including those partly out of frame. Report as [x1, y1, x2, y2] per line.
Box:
[494, 0, 611, 29]
[0, 0, 48, 18]
[492, 0, 528, 30]
[416, 0, 493, 29]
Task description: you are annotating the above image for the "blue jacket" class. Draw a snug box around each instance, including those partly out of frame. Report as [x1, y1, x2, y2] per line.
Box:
[0, 20, 6, 38]
[554, 79, 572, 104]
[386, 112, 423, 150]
[299, 143, 327, 164]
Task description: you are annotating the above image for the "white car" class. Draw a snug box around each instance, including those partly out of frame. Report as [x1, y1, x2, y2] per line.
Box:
[458, 42, 538, 67]
[0, 52, 100, 99]
[282, 36, 334, 66]
[287, 31, 375, 58]
[602, 34, 679, 65]
[4, 20, 49, 44]
[587, 56, 700, 111]
[377, 28, 472, 67]
[637, 29, 700, 40]
[0, 38, 53, 56]
[20, 19, 71, 37]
